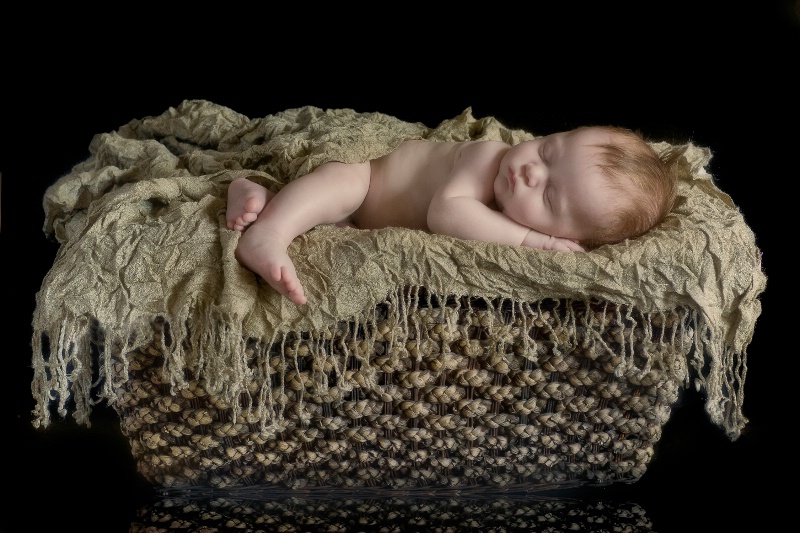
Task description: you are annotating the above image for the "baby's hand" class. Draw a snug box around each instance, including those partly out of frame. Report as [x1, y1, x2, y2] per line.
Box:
[522, 230, 585, 252]
[547, 238, 585, 252]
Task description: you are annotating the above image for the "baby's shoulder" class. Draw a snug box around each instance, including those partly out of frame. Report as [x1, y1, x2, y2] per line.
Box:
[454, 140, 509, 165]
[458, 139, 508, 154]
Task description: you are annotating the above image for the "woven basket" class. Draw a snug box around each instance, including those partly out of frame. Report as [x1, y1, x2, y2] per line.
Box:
[112, 294, 690, 490]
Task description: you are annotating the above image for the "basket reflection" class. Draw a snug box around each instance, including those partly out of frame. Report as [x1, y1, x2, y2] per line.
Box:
[132, 487, 653, 532]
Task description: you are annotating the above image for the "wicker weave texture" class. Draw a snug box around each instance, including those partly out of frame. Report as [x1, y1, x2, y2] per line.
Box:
[130, 494, 654, 532]
[113, 297, 690, 489]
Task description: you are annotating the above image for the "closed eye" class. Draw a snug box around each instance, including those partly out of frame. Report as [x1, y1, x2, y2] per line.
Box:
[542, 141, 553, 165]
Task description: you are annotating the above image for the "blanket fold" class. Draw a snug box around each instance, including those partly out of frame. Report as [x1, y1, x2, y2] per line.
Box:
[31, 99, 766, 440]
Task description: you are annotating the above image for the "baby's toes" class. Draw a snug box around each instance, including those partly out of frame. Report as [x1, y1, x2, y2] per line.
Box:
[288, 286, 307, 305]
[233, 216, 252, 229]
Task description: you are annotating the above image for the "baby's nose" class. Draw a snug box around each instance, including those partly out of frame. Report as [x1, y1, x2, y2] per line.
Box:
[524, 163, 544, 186]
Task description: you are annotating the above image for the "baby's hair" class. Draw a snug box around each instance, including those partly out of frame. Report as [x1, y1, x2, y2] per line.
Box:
[578, 126, 682, 248]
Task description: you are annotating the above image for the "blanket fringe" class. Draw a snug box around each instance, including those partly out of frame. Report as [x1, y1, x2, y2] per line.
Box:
[30, 288, 751, 441]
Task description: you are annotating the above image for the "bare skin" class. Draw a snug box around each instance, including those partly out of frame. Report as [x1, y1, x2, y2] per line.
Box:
[227, 129, 626, 305]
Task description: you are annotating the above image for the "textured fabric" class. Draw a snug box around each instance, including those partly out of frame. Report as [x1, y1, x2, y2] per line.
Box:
[31, 100, 766, 439]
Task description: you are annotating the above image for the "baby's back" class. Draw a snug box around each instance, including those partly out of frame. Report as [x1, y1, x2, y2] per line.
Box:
[352, 140, 466, 230]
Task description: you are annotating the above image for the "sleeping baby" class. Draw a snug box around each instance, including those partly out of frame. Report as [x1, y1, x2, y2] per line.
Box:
[226, 126, 681, 305]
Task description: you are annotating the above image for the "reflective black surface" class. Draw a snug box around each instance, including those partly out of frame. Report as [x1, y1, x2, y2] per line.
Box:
[4, 4, 796, 531]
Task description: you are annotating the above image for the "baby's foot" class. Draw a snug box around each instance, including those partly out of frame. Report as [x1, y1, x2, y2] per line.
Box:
[236, 223, 307, 305]
[226, 178, 273, 231]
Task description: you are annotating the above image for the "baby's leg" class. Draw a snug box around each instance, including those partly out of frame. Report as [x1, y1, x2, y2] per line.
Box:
[226, 178, 275, 231]
[234, 161, 372, 305]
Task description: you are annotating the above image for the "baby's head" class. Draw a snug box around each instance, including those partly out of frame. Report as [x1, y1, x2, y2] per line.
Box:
[576, 125, 679, 248]
[496, 126, 680, 249]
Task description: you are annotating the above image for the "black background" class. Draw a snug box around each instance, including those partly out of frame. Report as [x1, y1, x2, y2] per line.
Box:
[3, 3, 797, 531]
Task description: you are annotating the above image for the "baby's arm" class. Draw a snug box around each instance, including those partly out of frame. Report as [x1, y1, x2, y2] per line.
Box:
[429, 196, 582, 250]
[429, 195, 532, 245]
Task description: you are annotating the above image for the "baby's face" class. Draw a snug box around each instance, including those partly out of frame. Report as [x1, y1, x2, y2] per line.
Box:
[493, 127, 619, 243]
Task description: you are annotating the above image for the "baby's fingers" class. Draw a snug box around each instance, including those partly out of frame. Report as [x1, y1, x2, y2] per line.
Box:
[556, 239, 585, 252]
